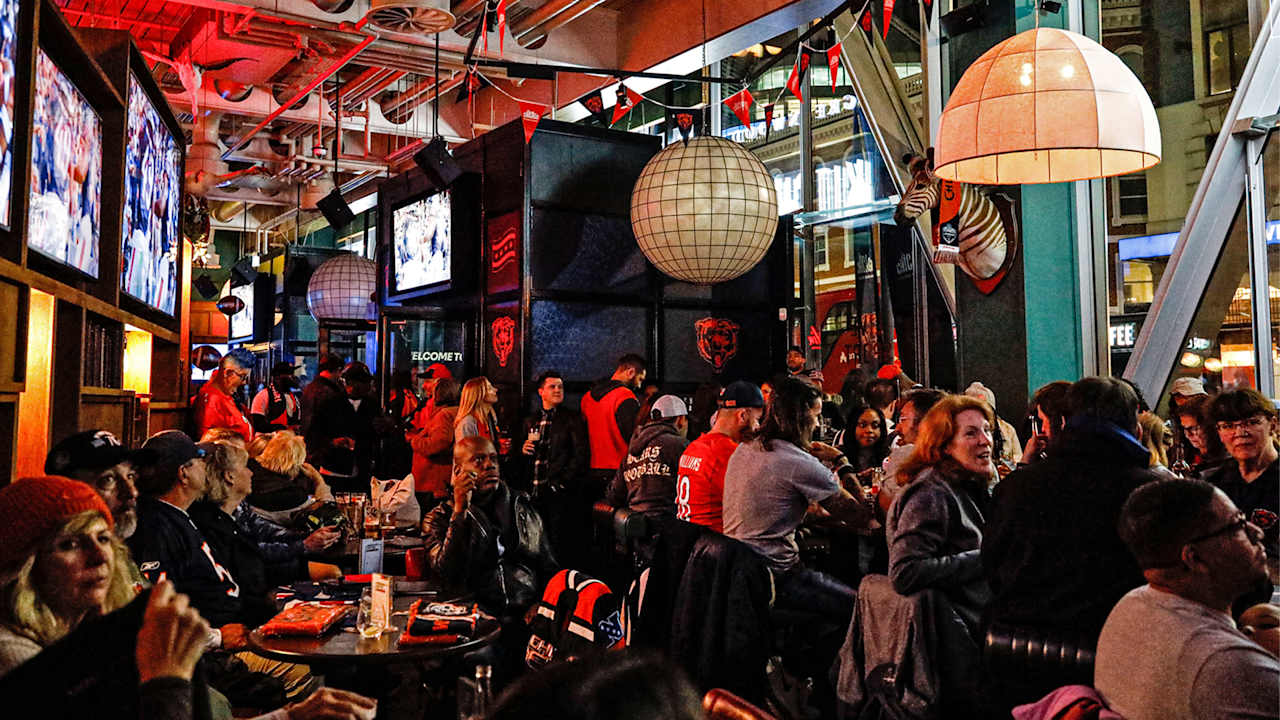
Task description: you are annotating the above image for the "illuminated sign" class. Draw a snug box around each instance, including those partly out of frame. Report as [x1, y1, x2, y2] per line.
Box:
[1110, 322, 1136, 349]
[694, 317, 740, 371]
[1118, 220, 1280, 260]
[410, 351, 464, 362]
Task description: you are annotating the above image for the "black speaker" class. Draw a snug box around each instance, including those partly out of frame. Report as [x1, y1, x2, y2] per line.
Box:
[413, 136, 462, 189]
[193, 273, 218, 299]
[316, 187, 356, 229]
[940, 0, 988, 36]
[230, 257, 259, 287]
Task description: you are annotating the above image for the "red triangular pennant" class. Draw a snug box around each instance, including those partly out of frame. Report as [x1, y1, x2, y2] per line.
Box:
[859, 4, 875, 35]
[764, 103, 775, 140]
[497, 0, 508, 55]
[883, 0, 896, 39]
[611, 85, 644, 125]
[827, 43, 842, 91]
[920, 0, 933, 28]
[724, 88, 754, 127]
[519, 100, 546, 143]
[785, 53, 810, 102]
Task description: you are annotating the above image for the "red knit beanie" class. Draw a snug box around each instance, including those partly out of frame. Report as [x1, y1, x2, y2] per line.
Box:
[0, 476, 114, 573]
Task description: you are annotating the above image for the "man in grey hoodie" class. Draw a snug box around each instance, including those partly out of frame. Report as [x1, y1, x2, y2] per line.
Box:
[607, 395, 690, 519]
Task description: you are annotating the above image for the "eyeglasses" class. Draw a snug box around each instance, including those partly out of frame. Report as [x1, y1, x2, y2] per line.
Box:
[1185, 512, 1250, 545]
[1215, 415, 1268, 433]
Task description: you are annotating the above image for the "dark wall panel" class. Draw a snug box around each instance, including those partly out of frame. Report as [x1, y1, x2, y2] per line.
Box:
[529, 208, 650, 296]
[529, 301, 647, 384]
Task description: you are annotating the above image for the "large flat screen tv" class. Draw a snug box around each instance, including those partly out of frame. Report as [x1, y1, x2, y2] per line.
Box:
[228, 282, 255, 341]
[0, 0, 19, 229]
[28, 48, 103, 278]
[392, 189, 452, 295]
[121, 72, 180, 315]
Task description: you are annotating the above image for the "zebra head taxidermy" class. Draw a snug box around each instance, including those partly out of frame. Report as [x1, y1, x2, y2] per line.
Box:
[894, 149, 1021, 296]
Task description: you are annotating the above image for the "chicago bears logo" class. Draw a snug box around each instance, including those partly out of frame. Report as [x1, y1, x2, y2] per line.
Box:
[584, 96, 603, 114]
[491, 316, 516, 368]
[694, 317, 740, 371]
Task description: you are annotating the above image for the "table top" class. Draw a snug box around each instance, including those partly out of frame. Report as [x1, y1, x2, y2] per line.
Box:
[247, 593, 497, 665]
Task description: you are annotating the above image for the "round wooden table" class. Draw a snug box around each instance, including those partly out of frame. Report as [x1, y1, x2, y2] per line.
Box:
[248, 594, 498, 666]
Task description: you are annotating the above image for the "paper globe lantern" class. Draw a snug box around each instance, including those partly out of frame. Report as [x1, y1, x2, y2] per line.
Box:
[630, 136, 779, 284]
[307, 253, 376, 323]
[935, 27, 1161, 185]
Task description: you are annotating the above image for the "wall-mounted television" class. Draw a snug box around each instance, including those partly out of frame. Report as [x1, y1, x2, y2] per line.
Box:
[120, 72, 180, 315]
[28, 48, 103, 278]
[228, 282, 255, 341]
[0, 0, 19, 230]
[392, 189, 452, 296]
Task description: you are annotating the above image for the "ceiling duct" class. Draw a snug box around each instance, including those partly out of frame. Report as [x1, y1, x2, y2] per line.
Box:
[311, 0, 357, 11]
[365, 0, 457, 34]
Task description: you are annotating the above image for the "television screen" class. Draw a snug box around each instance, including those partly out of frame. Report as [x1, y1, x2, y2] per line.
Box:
[392, 190, 451, 293]
[121, 73, 181, 314]
[28, 49, 102, 278]
[0, 0, 19, 229]
[229, 282, 254, 340]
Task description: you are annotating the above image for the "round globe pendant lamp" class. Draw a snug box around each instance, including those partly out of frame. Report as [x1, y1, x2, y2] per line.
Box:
[934, 27, 1161, 185]
[307, 253, 377, 324]
[630, 136, 779, 285]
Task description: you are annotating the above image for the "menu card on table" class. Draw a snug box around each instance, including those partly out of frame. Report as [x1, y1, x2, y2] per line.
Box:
[360, 539, 384, 574]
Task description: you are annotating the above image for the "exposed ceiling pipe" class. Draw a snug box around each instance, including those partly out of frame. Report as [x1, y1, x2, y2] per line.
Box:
[507, 0, 579, 41]
[222, 30, 376, 160]
[512, 0, 608, 48]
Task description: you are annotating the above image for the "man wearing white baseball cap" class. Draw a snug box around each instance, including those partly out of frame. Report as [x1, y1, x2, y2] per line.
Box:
[1170, 376, 1208, 408]
[607, 394, 690, 518]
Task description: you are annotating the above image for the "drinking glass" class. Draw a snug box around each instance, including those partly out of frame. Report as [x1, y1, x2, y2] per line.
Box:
[380, 510, 397, 538]
[356, 587, 382, 638]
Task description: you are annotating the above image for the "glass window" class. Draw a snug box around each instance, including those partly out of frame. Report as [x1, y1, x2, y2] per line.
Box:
[1114, 173, 1149, 220]
[1123, 261, 1155, 306]
[815, 232, 829, 270]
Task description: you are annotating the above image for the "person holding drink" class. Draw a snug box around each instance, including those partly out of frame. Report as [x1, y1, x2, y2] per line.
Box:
[519, 371, 588, 556]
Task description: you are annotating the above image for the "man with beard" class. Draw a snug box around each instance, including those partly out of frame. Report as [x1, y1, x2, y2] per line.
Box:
[45, 429, 146, 540]
[675, 381, 765, 533]
[250, 361, 301, 433]
[785, 346, 824, 387]
[421, 436, 557, 620]
[582, 354, 647, 489]
[1096, 478, 1277, 720]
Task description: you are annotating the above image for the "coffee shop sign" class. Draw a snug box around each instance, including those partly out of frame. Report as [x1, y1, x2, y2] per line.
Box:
[723, 95, 859, 143]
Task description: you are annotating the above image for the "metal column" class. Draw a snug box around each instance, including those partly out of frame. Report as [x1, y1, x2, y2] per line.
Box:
[1244, 133, 1274, 397]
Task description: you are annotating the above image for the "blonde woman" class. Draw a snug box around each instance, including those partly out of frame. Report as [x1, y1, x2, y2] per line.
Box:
[455, 377, 500, 444]
[1137, 411, 1175, 475]
[248, 431, 332, 525]
[0, 476, 138, 676]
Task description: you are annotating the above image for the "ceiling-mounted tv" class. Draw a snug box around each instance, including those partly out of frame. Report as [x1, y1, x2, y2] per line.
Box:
[121, 72, 181, 315]
[0, 0, 19, 230]
[28, 48, 103, 278]
[228, 281, 255, 342]
[391, 189, 452, 296]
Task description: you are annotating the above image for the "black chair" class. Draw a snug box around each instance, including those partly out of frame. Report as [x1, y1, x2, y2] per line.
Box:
[980, 622, 1097, 716]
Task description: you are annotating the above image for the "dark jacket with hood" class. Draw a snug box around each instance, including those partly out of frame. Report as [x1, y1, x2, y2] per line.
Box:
[982, 417, 1158, 639]
[606, 420, 689, 517]
[422, 482, 558, 617]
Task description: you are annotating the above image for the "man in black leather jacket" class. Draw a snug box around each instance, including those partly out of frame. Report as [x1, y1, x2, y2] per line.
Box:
[422, 436, 559, 619]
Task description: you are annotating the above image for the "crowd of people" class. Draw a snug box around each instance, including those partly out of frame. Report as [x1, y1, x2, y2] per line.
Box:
[0, 346, 1276, 719]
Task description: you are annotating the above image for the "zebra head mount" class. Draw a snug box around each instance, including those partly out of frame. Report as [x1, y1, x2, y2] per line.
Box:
[893, 147, 1021, 296]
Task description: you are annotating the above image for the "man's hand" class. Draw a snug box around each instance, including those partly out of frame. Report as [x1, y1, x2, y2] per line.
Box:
[135, 581, 210, 683]
[451, 468, 477, 511]
[285, 688, 377, 720]
[304, 526, 341, 553]
[809, 441, 844, 464]
[522, 438, 537, 456]
[1022, 433, 1048, 462]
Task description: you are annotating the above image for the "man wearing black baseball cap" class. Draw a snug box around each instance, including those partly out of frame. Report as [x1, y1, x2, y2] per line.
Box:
[675, 381, 765, 532]
[45, 429, 151, 538]
[250, 361, 301, 433]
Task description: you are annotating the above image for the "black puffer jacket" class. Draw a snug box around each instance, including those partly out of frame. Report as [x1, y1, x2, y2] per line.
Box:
[606, 421, 689, 517]
[982, 418, 1158, 639]
[422, 483, 558, 617]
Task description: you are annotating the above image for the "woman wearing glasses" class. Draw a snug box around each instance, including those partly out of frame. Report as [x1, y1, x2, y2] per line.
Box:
[1201, 388, 1279, 596]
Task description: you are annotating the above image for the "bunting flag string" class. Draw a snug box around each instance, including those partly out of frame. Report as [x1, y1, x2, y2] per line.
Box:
[882, 0, 896, 39]
[579, 89, 610, 124]
[668, 108, 697, 143]
[496, 0, 509, 55]
[858, 3, 875, 37]
[785, 50, 810, 102]
[763, 103, 775, 141]
[723, 87, 755, 127]
[920, 0, 933, 29]
[826, 43, 843, 91]
[611, 84, 645, 124]
[518, 100, 546, 142]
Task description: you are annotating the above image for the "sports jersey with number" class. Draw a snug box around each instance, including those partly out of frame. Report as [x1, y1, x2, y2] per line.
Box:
[127, 496, 242, 628]
[675, 432, 738, 533]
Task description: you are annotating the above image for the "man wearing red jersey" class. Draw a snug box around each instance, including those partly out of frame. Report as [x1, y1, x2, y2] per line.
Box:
[676, 381, 765, 532]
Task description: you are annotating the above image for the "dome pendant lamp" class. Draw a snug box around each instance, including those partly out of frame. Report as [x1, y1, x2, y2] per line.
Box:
[934, 22, 1161, 185]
